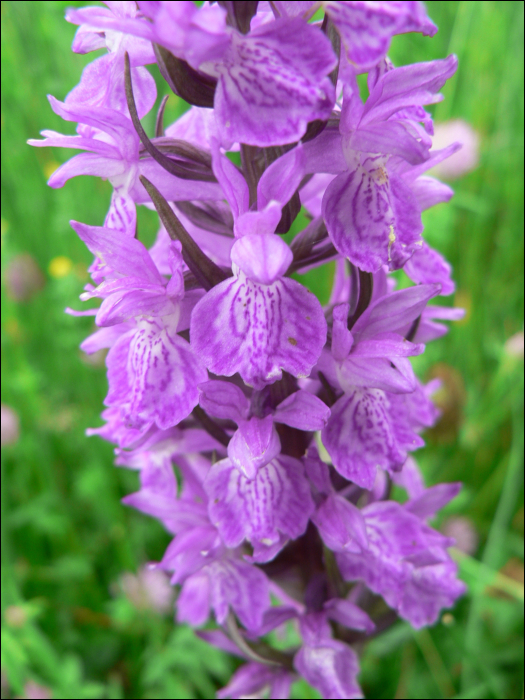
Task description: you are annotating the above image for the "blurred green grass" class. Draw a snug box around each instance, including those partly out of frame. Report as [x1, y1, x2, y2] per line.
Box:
[1, 1, 523, 698]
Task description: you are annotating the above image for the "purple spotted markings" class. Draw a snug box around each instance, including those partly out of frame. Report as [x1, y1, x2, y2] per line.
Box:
[31, 2, 468, 697]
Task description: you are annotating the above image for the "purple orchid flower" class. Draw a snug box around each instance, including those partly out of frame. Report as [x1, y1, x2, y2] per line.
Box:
[274, 1, 437, 72]
[29, 1, 471, 694]
[70, 221, 207, 431]
[301, 56, 459, 271]
[337, 492, 466, 628]
[198, 380, 327, 560]
[317, 283, 440, 488]
[65, 1, 157, 118]
[191, 146, 327, 389]
[66, 1, 338, 146]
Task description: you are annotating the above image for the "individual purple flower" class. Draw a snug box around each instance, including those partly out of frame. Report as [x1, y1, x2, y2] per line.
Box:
[67, 1, 338, 146]
[191, 146, 327, 389]
[318, 284, 439, 488]
[70, 221, 207, 430]
[28, 98, 222, 238]
[199, 379, 331, 477]
[337, 496, 466, 627]
[313, 56, 458, 271]
[65, 0, 157, 118]
[274, 1, 437, 71]
[199, 381, 326, 559]
[191, 234, 327, 389]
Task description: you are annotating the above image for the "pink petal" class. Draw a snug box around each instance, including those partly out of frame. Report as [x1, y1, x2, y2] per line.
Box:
[322, 389, 406, 489]
[128, 318, 207, 430]
[274, 390, 331, 431]
[206, 456, 314, 550]
[190, 275, 327, 389]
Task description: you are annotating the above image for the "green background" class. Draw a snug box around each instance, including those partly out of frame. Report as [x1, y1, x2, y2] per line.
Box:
[1, 1, 523, 698]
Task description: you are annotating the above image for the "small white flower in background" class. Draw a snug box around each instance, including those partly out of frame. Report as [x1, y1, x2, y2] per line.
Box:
[22, 681, 52, 699]
[1, 404, 20, 446]
[504, 331, 524, 358]
[431, 119, 480, 180]
[5, 253, 45, 302]
[120, 565, 174, 614]
[442, 516, 479, 556]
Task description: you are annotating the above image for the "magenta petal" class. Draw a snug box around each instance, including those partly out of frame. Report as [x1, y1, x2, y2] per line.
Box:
[177, 570, 211, 626]
[198, 380, 249, 422]
[65, 4, 156, 45]
[47, 153, 125, 188]
[190, 275, 327, 389]
[410, 175, 454, 211]
[206, 456, 314, 550]
[104, 189, 137, 235]
[257, 144, 305, 210]
[217, 663, 292, 700]
[303, 125, 347, 175]
[69, 23, 106, 54]
[47, 96, 138, 158]
[65, 54, 156, 118]
[350, 333, 424, 359]
[129, 318, 207, 430]
[215, 18, 336, 146]
[234, 204, 282, 238]
[96, 287, 176, 326]
[208, 558, 270, 630]
[327, 0, 436, 71]
[80, 322, 132, 354]
[390, 456, 426, 498]
[322, 159, 423, 273]
[331, 304, 355, 361]
[352, 284, 440, 340]
[304, 447, 332, 495]
[404, 242, 455, 295]
[134, 159, 223, 202]
[322, 389, 406, 489]
[347, 121, 429, 164]
[294, 638, 363, 700]
[274, 390, 331, 431]
[230, 234, 292, 285]
[338, 356, 418, 394]
[325, 598, 375, 634]
[70, 221, 162, 283]
[105, 330, 134, 407]
[312, 493, 368, 553]
[29, 130, 118, 158]
[211, 148, 250, 220]
[405, 482, 462, 520]
[398, 561, 466, 628]
[160, 526, 219, 584]
[227, 416, 281, 479]
[363, 56, 458, 125]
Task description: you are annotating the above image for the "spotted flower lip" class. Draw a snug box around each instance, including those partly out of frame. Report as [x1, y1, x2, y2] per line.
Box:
[30, 2, 469, 696]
